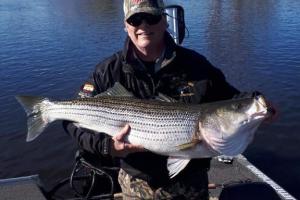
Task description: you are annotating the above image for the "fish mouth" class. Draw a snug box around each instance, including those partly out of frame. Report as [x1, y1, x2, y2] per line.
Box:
[255, 95, 276, 119]
[255, 95, 267, 107]
[251, 111, 268, 120]
[253, 95, 272, 119]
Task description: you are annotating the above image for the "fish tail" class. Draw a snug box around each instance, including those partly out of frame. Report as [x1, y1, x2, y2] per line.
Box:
[15, 96, 51, 142]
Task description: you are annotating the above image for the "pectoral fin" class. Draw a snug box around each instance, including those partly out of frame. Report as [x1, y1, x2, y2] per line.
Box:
[176, 138, 201, 150]
[167, 157, 191, 178]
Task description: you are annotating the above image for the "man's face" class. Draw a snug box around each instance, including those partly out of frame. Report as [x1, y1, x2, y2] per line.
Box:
[125, 13, 167, 50]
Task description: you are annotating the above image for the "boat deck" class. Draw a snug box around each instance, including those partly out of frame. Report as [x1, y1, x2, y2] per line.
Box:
[208, 155, 295, 200]
[0, 175, 46, 200]
[0, 155, 296, 200]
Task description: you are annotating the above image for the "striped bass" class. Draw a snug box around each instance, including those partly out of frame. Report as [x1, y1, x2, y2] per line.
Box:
[16, 83, 271, 177]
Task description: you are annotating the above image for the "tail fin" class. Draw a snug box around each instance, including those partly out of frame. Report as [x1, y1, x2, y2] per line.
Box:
[15, 96, 50, 142]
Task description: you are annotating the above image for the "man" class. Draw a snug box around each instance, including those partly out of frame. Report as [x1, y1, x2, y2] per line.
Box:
[64, 0, 239, 199]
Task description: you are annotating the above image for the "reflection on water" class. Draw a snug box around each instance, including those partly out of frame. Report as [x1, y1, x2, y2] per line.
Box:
[1, 0, 300, 198]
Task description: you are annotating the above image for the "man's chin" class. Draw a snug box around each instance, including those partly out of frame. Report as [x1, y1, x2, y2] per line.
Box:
[137, 40, 153, 49]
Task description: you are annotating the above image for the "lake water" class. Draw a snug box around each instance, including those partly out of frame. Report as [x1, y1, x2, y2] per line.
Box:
[1, 0, 300, 198]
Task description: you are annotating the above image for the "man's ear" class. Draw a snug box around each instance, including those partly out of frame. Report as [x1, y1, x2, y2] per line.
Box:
[124, 21, 129, 32]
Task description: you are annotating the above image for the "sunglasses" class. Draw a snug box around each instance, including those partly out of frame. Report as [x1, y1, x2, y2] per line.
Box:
[127, 13, 162, 27]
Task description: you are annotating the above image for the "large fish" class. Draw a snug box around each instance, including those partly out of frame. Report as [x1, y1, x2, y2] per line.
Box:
[16, 84, 271, 177]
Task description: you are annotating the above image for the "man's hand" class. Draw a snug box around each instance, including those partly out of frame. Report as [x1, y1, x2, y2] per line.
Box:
[111, 124, 144, 157]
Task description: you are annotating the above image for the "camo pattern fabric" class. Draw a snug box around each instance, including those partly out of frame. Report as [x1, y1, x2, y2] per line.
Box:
[123, 0, 165, 20]
[118, 168, 209, 200]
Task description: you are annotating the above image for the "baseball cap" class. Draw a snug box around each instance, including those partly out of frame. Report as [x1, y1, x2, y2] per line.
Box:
[124, 0, 165, 20]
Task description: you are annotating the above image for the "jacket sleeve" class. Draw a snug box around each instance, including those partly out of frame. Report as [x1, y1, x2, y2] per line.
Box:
[63, 54, 122, 157]
[62, 121, 111, 156]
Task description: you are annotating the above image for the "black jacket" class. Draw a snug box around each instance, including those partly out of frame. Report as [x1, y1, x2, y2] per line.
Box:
[64, 33, 239, 188]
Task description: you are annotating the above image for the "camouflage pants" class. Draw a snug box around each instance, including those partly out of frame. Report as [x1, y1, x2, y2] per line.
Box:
[118, 169, 209, 200]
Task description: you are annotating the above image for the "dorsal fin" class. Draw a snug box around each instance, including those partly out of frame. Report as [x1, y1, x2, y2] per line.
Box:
[95, 82, 177, 103]
[94, 82, 134, 97]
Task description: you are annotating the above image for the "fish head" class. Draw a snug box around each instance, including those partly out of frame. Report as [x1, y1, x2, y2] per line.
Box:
[199, 95, 270, 156]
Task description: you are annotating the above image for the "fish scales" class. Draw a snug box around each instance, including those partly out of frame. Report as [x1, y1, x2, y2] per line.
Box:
[49, 97, 199, 124]
[43, 97, 199, 154]
[47, 99, 195, 126]
[61, 96, 198, 113]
